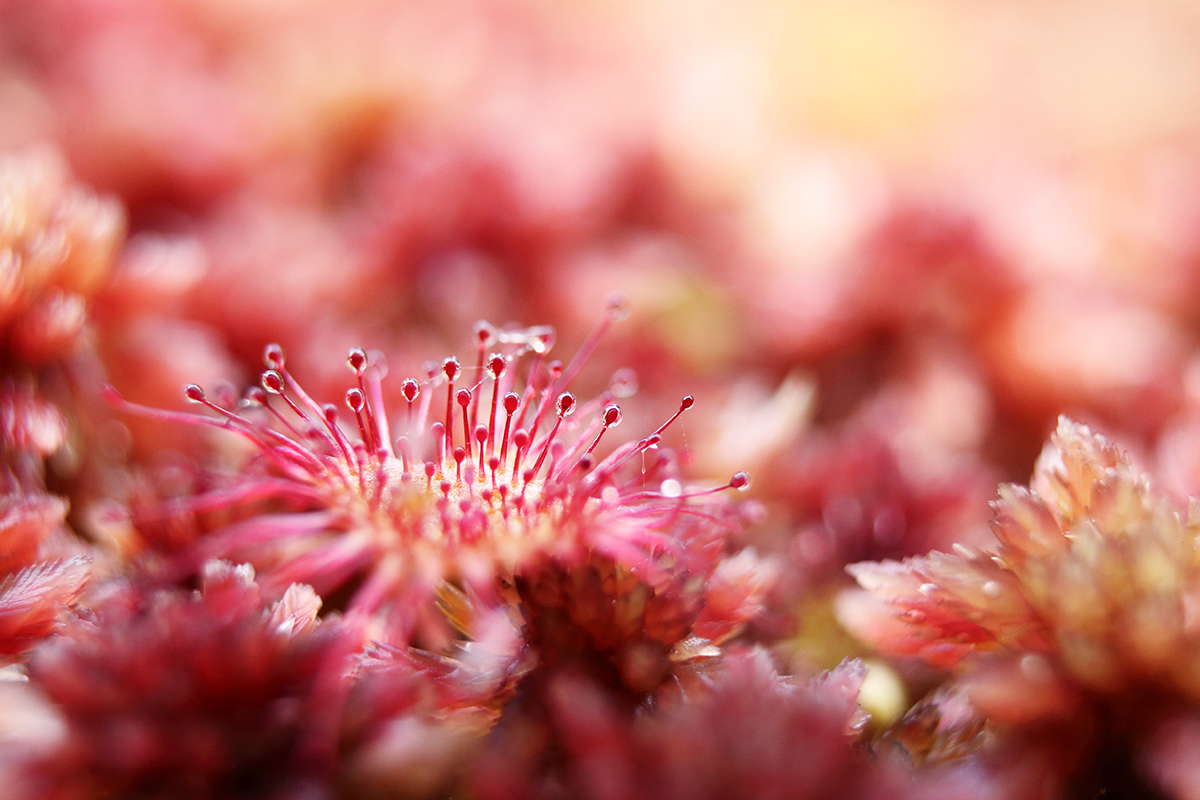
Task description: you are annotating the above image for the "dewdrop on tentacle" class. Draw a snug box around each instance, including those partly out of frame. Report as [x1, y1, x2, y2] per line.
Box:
[106, 304, 772, 668]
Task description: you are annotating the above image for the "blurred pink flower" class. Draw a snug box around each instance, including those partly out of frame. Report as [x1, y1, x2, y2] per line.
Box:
[0, 147, 123, 364]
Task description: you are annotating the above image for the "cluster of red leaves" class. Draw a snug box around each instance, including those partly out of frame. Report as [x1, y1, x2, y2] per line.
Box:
[842, 418, 1200, 798]
[24, 562, 343, 799]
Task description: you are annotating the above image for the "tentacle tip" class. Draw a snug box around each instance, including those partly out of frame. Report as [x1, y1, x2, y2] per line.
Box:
[101, 384, 123, 406]
[261, 370, 284, 394]
[604, 292, 629, 321]
[347, 347, 368, 375]
[264, 343, 285, 370]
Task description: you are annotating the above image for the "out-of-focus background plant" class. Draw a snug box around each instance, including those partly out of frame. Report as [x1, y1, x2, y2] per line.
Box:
[3, 1, 1200, 797]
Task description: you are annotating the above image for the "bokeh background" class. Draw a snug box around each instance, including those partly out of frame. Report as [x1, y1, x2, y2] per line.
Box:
[6, 0, 1200, 668]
